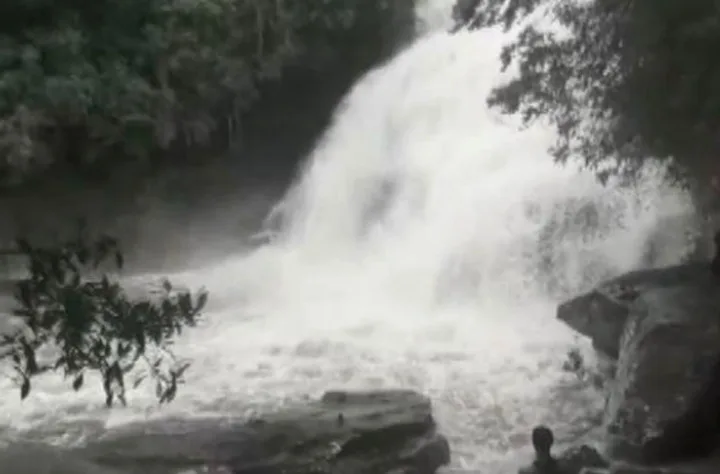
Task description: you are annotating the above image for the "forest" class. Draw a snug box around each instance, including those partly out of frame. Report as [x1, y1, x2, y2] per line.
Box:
[0, 0, 408, 187]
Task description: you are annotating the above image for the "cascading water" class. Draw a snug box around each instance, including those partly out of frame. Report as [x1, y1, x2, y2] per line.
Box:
[0, 2, 701, 472]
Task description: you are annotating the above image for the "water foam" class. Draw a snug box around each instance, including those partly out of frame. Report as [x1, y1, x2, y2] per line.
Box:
[0, 6, 698, 472]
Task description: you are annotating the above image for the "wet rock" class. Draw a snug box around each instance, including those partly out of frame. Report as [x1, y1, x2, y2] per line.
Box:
[580, 461, 720, 474]
[77, 389, 450, 474]
[711, 230, 720, 277]
[558, 445, 609, 474]
[556, 262, 720, 464]
[557, 286, 633, 360]
[556, 262, 712, 359]
[577, 264, 720, 462]
[0, 441, 124, 474]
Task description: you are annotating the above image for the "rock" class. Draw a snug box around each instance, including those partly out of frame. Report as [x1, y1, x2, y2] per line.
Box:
[557, 285, 635, 360]
[580, 461, 720, 474]
[591, 264, 720, 462]
[558, 445, 610, 474]
[556, 262, 713, 359]
[0, 441, 125, 474]
[77, 389, 450, 474]
[556, 262, 720, 464]
[711, 230, 720, 277]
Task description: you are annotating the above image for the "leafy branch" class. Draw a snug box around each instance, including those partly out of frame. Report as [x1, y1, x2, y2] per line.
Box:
[0, 226, 208, 406]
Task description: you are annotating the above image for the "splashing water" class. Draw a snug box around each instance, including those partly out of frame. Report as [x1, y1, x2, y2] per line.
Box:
[0, 3, 699, 472]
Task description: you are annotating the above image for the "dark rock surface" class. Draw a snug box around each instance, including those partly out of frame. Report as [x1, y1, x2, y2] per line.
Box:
[605, 280, 720, 462]
[0, 441, 123, 474]
[557, 282, 636, 360]
[580, 459, 720, 474]
[711, 230, 720, 277]
[556, 262, 720, 466]
[556, 262, 713, 359]
[559, 444, 610, 474]
[67, 389, 450, 474]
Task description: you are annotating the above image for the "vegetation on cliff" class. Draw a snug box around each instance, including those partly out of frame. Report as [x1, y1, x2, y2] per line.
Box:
[453, 0, 720, 194]
[0, 0, 410, 187]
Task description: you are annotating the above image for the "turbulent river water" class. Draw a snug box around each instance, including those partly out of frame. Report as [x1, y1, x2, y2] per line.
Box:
[0, 2, 701, 472]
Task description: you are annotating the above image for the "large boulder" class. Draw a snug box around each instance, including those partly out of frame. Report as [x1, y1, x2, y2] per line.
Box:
[557, 262, 720, 463]
[0, 441, 124, 474]
[556, 262, 713, 359]
[606, 278, 720, 463]
[557, 281, 637, 360]
[74, 389, 450, 474]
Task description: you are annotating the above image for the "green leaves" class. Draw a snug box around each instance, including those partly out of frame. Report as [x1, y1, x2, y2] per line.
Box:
[1, 226, 209, 406]
[457, 0, 720, 188]
[0, 0, 397, 186]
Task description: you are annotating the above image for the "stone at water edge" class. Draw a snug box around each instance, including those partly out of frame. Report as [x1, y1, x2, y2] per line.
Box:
[598, 266, 720, 463]
[556, 283, 636, 360]
[556, 262, 711, 360]
[77, 389, 450, 474]
[0, 441, 125, 474]
[712, 229, 720, 277]
[558, 445, 609, 474]
[579, 465, 720, 474]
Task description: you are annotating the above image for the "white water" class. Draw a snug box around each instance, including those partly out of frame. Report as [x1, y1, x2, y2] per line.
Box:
[0, 3, 700, 472]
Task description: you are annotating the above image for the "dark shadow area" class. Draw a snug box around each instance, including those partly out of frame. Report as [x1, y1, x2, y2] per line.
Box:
[642, 352, 720, 464]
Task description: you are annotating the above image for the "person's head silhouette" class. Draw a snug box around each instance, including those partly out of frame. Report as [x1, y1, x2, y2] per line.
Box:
[518, 426, 561, 474]
[532, 425, 554, 459]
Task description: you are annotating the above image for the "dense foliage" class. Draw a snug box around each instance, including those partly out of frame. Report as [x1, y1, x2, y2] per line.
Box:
[453, 0, 720, 187]
[0, 0, 406, 185]
[0, 227, 208, 406]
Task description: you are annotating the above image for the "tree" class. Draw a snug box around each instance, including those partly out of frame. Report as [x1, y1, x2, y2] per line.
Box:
[0, 225, 208, 406]
[453, 0, 720, 192]
[0, 0, 407, 186]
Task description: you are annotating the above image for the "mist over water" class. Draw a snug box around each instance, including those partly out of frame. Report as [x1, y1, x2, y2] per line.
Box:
[0, 3, 699, 472]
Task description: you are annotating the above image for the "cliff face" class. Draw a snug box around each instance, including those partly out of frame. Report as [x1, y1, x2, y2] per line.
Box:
[557, 261, 720, 472]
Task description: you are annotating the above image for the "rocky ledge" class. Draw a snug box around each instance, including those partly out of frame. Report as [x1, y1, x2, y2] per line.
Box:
[0, 390, 450, 474]
[556, 261, 720, 473]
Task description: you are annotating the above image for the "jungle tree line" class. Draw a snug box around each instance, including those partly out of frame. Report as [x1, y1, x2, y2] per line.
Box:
[0, 0, 411, 187]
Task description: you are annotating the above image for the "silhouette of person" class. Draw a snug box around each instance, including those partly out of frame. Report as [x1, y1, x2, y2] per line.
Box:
[518, 426, 566, 474]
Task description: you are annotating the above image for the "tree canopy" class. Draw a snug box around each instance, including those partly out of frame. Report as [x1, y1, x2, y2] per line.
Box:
[453, 0, 720, 190]
[0, 0, 408, 186]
